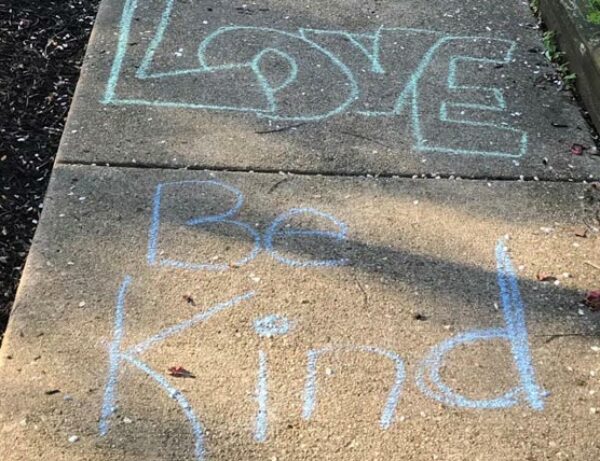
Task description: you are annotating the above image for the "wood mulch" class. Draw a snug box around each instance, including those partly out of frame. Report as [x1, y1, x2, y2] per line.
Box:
[0, 0, 99, 342]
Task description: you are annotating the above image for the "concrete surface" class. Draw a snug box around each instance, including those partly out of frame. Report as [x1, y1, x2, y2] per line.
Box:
[56, 0, 600, 179]
[1, 165, 599, 460]
[2, 0, 600, 459]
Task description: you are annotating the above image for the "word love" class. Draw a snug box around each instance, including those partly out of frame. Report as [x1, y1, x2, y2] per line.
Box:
[99, 240, 544, 461]
[105, 0, 528, 157]
[148, 180, 349, 270]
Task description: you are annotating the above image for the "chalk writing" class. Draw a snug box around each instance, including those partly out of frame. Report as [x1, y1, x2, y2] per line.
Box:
[98, 277, 255, 460]
[100, 178, 543, 460]
[148, 180, 261, 271]
[99, 275, 131, 437]
[104, 0, 527, 158]
[254, 314, 293, 338]
[416, 239, 545, 410]
[253, 314, 292, 442]
[255, 349, 269, 443]
[148, 180, 350, 271]
[302, 346, 405, 430]
[264, 208, 349, 268]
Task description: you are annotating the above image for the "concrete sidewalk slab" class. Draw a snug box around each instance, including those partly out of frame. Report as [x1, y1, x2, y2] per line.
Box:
[57, 0, 599, 179]
[1, 164, 599, 460]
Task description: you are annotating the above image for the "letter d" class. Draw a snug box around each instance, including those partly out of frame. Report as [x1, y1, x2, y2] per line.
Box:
[416, 240, 544, 410]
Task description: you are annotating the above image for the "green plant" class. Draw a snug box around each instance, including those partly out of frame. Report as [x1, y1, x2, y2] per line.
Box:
[559, 64, 577, 85]
[588, 0, 600, 25]
[542, 31, 563, 60]
[542, 31, 577, 89]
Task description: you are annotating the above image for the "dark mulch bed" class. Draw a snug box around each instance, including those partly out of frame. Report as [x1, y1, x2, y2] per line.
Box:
[0, 0, 99, 341]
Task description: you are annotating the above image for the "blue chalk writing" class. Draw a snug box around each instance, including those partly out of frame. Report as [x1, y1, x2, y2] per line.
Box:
[404, 37, 527, 158]
[104, 0, 528, 157]
[264, 208, 350, 268]
[495, 239, 545, 410]
[131, 13, 359, 120]
[98, 236, 548, 460]
[302, 346, 405, 429]
[299, 27, 386, 74]
[148, 180, 261, 271]
[99, 275, 131, 436]
[122, 353, 205, 460]
[254, 314, 292, 338]
[253, 315, 292, 441]
[415, 239, 544, 410]
[98, 275, 256, 461]
[251, 48, 300, 114]
[103, 0, 137, 103]
[149, 181, 350, 271]
[254, 350, 269, 442]
[128, 290, 255, 355]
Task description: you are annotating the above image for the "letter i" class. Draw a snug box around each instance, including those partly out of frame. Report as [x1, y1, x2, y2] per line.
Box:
[252, 314, 293, 442]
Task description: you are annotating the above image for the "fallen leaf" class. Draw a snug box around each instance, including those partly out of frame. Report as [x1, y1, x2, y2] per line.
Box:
[167, 366, 195, 378]
[585, 291, 600, 311]
[536, 272, 557, 282]
[182, 294, 196, 306]
[571, 144, 585, 156]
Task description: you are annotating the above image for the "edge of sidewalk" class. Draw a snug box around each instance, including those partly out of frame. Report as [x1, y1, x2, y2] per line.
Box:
[540, 0, 600, 133]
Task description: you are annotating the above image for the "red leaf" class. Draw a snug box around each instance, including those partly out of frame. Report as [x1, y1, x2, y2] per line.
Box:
[571, 144, 585, 155]
[536, 272, 557, 282]
[585, 291, 600, 311]
[167, 366, 195, 378]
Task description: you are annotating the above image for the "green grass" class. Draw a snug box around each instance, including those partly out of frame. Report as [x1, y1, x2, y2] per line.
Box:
[588, 0, 600, 25]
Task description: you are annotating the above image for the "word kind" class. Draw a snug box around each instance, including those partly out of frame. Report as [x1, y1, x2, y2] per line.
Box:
[99, 179, 544, 461]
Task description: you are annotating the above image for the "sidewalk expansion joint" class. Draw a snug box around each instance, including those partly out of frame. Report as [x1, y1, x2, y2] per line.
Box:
[58, 159, 596, 184]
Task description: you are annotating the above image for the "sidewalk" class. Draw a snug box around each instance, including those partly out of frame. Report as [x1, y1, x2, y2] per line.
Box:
[1, 1, 599, 460]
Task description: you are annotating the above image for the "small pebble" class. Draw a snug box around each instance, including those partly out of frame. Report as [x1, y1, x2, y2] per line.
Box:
[68, 435, 79, 443]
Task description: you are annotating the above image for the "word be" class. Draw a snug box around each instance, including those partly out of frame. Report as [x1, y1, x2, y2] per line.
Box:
[148, 180, 349, 270]
[104, 0, 527, 157]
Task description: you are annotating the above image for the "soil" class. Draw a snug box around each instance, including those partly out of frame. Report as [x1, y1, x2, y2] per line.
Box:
[0, 0, 99, 342]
